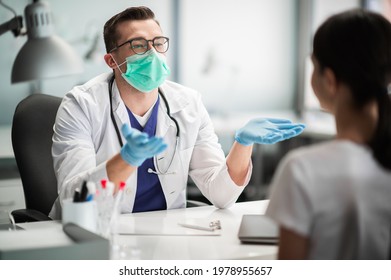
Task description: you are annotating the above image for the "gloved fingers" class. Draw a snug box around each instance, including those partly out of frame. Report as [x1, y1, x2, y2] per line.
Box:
[280, 129, 297, 139]
[121, 123, 136, 138]
[262, 132, 283, 144]
[131, 133, 149, 144]
[147, 141, 168, 156]
[265, 118, 293, 124]
[143, 137, 163, 151]
[121, 124, 151, 145]
[292, 123, 306, 130]
[292, 124, 306, 133]
[274, 123, 306, 130]
[249, 131, 283, 144]
[140, 137, 167, 154]
[283, 127, 305, 139]
[154, 142, 168, 154]
[121, 123, 144, 142]
[283, 124, 305, 135]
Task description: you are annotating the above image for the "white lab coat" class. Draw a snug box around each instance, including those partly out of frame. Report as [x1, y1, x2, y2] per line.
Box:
[49, 72, 252, 218]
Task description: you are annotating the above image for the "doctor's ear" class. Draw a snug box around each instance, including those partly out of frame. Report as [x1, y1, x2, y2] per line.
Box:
[104, 53, 117, 69]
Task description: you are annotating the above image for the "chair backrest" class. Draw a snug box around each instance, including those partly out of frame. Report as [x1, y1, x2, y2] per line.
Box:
[11, 93, 62, 216]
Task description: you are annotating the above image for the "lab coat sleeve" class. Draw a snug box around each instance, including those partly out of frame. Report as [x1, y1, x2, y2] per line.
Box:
[188, 94, 252, 209]
[52, 93, 109, 204]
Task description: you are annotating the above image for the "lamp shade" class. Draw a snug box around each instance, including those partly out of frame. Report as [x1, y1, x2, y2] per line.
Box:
[11, 0, 83, 83]
[11, 35, 83, 83]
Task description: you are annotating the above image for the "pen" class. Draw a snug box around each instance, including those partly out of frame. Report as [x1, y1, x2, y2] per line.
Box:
[73, 188, 81, 202]
[178, 223, 215, 232]
[86, 181, 96, 201]
[80, 181, 88, 202]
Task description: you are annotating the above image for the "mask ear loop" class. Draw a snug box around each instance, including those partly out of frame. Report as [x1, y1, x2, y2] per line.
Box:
[110, 54, 126, 74]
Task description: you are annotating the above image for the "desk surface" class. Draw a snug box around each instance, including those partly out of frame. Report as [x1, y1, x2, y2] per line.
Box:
[19, 200, 277, 260]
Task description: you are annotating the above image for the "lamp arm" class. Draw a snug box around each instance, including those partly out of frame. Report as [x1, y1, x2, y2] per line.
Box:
[0, 16, 23, 37]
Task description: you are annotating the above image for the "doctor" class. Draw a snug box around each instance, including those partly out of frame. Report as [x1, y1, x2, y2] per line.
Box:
[49, 6, 304, 218]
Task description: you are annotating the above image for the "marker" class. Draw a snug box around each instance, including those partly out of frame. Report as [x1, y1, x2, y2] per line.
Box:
[86, 181, 96, 201]
[73, 188, 81, 202]
[79, 181, 88, 202]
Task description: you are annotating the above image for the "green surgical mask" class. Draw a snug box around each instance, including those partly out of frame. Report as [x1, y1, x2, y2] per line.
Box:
[113, 49, 170, 93]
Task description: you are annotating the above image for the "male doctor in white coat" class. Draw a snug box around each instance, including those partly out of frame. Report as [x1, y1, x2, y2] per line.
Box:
[49, 6, 304, 218]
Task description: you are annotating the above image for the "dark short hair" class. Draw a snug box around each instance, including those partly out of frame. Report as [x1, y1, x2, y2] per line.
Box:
[103, 6, 159, 53]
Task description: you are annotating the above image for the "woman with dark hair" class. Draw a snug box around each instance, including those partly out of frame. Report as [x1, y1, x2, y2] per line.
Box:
[265, 9, 391, 259]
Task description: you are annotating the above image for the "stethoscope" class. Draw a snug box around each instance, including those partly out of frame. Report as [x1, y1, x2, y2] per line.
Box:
[108, 75, 179, 175]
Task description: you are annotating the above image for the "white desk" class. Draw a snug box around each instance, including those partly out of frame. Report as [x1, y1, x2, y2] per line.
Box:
[18, 200, 277, 260]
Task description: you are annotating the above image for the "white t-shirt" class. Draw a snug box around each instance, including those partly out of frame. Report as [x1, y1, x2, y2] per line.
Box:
[266, 140, 391, 259]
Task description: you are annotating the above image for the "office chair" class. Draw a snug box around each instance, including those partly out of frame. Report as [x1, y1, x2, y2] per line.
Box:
[11, 93, 62, 223]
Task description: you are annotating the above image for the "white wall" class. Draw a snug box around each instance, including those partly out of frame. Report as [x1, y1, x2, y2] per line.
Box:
[179, 0, 297, 114]
[303, 0, 360, 110]
[312, 0, 360, 30]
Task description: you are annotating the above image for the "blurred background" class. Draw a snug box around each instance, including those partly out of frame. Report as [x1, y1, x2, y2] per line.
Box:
[1, 0, 390, 210]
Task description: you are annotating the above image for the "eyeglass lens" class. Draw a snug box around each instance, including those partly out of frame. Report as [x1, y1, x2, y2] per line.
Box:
[131, 37, 169, 54]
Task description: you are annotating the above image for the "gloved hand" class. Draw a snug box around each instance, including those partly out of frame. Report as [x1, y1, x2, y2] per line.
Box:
[120, 123, 168, 167]
[235, 118, 306, 146]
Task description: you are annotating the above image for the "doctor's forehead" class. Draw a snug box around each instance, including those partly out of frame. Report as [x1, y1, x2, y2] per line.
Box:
[116, 19, 163, 41]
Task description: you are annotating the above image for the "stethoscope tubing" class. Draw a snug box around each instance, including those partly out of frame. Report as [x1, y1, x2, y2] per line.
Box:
[108, 74, 179, 175]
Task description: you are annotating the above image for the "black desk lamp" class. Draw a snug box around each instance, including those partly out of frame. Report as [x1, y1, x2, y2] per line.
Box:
[0, 0, 83, 83]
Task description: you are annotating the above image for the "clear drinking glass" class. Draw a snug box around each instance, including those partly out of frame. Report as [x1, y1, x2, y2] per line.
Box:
[0, 202, 17, 230]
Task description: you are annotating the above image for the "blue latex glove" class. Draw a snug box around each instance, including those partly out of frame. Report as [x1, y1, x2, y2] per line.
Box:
[235, 118, 306, 146]
[120, 124, 168, 167]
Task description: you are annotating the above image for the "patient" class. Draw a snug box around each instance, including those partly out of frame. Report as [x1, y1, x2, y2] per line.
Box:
[265, 8, 391, 259]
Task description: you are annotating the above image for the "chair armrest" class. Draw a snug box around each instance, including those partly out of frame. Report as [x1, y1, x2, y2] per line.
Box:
[11, 209, 52, 223]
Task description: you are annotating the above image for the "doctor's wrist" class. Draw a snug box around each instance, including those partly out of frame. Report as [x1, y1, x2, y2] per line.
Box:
[120, 146, 144, 167]
[234, 132, 253, 146]
[106, 153, 136, 184]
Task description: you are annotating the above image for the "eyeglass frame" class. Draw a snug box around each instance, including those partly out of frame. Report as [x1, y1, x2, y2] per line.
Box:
[109, 36, 170, 54]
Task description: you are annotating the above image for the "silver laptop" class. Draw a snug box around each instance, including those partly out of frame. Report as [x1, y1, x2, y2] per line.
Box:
[238, 215, 279, 244]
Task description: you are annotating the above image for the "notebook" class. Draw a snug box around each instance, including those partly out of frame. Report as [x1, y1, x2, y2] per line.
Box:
[238, 214, 279, 244]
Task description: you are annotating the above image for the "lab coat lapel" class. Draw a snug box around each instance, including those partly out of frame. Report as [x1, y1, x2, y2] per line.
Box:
[111, 80, 129, 143]
[155, 85, 189, 208]
[155, 100, 176, 173]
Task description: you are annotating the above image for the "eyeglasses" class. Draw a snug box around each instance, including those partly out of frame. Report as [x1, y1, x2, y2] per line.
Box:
[109, 36, 169, 55]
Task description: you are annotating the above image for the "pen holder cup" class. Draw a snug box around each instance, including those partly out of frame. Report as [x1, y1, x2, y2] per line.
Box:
[62, 199, 98, 233]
